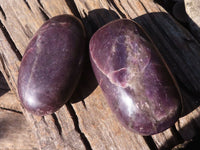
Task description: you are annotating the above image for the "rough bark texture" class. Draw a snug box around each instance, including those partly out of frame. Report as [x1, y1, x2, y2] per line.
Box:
[0, 0, 200, 150]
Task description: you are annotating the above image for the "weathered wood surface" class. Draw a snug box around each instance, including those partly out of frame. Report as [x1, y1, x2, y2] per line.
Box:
[0, 109, 38, 150]
[0, 72, 38, 149]
[0, 0, 200, 150]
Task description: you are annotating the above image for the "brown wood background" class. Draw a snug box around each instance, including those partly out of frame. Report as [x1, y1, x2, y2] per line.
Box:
[0, 0, 200, 150]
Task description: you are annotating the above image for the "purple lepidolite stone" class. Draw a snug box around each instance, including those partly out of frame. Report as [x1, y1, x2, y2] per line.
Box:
[89, 19, 181, 135]
[18, 15, 86, 116]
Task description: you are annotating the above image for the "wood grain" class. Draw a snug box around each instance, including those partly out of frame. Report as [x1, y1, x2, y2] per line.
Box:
[0, 0, 200, 149]
[0, 109, 38, 150]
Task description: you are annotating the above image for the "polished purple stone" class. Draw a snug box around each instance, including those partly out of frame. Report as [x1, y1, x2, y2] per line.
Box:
[89, 19, 181, 135]
[18, 15, 86, 116]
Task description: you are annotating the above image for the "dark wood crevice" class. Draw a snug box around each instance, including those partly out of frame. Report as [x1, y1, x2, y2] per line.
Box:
[66, 103, 92, 150]
[14, 18, 33, 39]
[0, 71, 10, 92]
[0, 5, 6, 20]
[127, 0, 139, 16]
[37, 0, 44, 8]
[143, 136, 158, 150]
[170, 126, 184, 143]
[65, 0, 82, 19]
[23, 0, 32, 10]
[107, 0, 127, 18]
[0, 20, 22, 61]
[37, 0, 49, 20]
[51, 113, 62, 136]
[0, 54, 16, 93]
[0, 106, 22, 114]
[138, 0, 150, 14]
[38, 7, 49, 20]
[0, 55, 10, 82]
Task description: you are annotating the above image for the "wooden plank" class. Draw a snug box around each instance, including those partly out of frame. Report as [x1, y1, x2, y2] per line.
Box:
[74, 0, 200, 149]
[0, 110, 38, 150]
[0, 91, 21, 112]
[38, 0, 72, 17]
[0, 0, 43, 55]
[0, 0, 200, 149]
[0, 1, 86, 149]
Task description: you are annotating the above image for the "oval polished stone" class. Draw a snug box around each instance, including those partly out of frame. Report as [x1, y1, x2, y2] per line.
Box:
[18, 15, 86, 116]
[89, 19, 181, 135]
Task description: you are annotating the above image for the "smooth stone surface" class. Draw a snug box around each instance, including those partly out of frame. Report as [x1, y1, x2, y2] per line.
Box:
[18, 15, 86, 116]
[89, 19, 181, 135]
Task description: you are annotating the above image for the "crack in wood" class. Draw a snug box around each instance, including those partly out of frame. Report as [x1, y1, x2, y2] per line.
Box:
[0, 106, 22, 114]
[0, 71, 10, 91]
[65, 0, 82, 19]
[118, 0, 132, 18]
[38, 7, 49, 21]
[0, 54, 16, 92]
[81, 100, 87, 110]
[0, 20, 22, 61]
[14, 18, 33, 39]
[138, 0, 150, 14]
[0, 5, 6, 20]
[127, 0, 139, 16]
[23, 0, 32, 10]
[107, 0, 126, 18]
[143, 136, 158, 150]
[66, 103, 92, 150]
[0, 55, 10, 82]
[51, 113, 62, 136]
[170, 125, 184, 143]
[36, 0, 49, 20]
[37, 0, 44, 8]
[42, 116, 48, 126]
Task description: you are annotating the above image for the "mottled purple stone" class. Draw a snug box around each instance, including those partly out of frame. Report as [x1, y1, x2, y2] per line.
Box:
[18, 15, 86, 116]
[89, 19, 181, 135]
